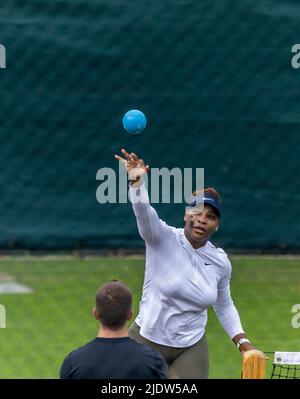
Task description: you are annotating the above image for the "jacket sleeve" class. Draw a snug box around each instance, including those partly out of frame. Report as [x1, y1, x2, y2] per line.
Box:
[213, 258, 245, 339]
[129, 182, 173, 246]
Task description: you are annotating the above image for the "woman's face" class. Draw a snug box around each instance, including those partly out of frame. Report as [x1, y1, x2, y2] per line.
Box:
[184, 204, 220, 244]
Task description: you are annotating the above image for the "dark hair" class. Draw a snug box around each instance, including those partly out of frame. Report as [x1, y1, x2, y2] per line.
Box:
[95, 280, 132, 330]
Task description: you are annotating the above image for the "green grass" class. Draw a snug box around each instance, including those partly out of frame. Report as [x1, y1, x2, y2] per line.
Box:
[0, 256, 299, 378]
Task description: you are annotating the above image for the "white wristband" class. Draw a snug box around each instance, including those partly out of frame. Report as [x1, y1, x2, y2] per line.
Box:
[237, 338, 250, 349]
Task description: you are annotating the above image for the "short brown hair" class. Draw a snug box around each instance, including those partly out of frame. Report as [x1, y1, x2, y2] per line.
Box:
[95, 280, 132, 330]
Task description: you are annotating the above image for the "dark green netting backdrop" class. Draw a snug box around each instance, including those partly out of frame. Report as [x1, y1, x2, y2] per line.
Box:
[0, 0, 299, 250]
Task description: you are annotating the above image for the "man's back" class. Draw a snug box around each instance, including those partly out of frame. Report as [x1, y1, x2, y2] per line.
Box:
[60, 337, 167, 379]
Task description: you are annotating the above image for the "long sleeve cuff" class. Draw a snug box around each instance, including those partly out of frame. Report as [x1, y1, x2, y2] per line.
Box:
[129, 181, 150, 204]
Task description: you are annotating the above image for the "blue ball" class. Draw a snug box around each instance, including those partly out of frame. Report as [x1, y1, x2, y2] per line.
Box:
[122, 109, 147, 134]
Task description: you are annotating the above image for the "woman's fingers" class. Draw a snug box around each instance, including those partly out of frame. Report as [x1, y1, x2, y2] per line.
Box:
[116, 150, 149, 173]
[130, 152, 139, 161]
[137, 159, 144, 167]
[114, 154, 127, 165]
[121, 148, 132, 160]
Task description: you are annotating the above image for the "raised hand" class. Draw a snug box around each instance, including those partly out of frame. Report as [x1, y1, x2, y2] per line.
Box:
[115, 149, 150, 186]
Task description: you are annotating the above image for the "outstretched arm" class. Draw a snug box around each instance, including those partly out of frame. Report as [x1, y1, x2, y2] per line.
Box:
[115, 149, 173, 246]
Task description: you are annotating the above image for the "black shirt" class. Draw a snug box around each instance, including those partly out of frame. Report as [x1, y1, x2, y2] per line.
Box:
[60, 337, 167, 379]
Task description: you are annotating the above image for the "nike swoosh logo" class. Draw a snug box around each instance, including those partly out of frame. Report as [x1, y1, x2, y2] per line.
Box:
[204, 262, 212, 266]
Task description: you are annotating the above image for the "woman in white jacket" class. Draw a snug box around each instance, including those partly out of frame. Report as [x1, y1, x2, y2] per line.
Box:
[115, 148, 258, 379]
